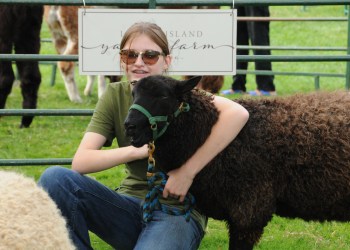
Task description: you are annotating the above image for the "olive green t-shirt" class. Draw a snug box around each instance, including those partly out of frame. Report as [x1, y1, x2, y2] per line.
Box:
[86, 81, 207, 231]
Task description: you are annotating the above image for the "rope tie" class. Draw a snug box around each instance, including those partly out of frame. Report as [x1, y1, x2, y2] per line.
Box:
[142, 142, 196, 222]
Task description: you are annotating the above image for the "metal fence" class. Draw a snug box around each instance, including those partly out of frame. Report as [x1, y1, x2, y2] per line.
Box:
[0, 0, 350, 166]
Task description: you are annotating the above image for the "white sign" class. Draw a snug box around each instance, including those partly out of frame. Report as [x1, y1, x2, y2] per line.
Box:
[78, 9, 236, 75]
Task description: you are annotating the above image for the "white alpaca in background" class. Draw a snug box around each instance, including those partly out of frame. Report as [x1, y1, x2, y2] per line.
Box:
[0, 171, 75, 250]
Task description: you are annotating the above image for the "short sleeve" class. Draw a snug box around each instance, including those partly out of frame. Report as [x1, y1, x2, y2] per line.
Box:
[86, 85, 115, 146]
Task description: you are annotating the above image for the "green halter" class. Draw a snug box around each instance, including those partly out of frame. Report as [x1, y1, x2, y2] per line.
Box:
[129, 102, 190, 141]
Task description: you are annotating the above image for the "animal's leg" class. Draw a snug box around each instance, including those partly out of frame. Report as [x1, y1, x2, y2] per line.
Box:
[84, 75, 96, 96]
[14, 5, 43, 128]
[225, 183, 274, 250]
[97, 75, 107, 98]
[58, 61, 82, 103]
[16, 61, 41, 128]
[227, 222, 263, 250]
[47, 6, 82, 103]
[86, 75, 121, 98]
[0, 61, 15, 110]
[0, 8, 15, 111]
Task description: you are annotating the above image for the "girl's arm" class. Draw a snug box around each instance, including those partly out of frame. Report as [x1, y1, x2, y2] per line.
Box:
[163, 96, 249, 202]
[72, 132, 148, 174]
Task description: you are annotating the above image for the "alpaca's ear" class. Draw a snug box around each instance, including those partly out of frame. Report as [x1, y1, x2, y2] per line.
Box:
[176, 76, 202, 95]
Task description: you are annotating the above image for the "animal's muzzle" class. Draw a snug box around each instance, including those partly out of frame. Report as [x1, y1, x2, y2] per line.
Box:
[124, 121, 136, 137]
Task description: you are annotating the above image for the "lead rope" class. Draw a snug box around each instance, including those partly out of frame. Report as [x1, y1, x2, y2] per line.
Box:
[142, 141, 196, 222]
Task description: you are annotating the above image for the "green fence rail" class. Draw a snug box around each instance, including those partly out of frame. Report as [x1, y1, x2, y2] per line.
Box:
[0, 109, 94, 116]
[0, 0, 349, 6]
[1, 54, 350, 62]
[1, 0, 350, 166]
[237, 70, 346, 90]
[0, 159, 72, 166]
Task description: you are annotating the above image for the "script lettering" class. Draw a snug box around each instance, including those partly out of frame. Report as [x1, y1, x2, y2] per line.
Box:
[81, 43, 121, 54]
[82, 39, 233, 55]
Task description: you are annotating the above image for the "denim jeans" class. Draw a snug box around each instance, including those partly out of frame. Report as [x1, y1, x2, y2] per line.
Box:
[38, 166, 204, 250]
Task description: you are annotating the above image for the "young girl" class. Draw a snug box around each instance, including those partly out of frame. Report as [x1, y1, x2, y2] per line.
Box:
[39, 22, 249, 250]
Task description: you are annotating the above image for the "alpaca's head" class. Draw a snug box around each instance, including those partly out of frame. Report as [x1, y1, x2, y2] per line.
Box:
[124, 75, 201, 147]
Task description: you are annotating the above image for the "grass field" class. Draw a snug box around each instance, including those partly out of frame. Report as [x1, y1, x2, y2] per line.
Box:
[0, 5, 349, 250]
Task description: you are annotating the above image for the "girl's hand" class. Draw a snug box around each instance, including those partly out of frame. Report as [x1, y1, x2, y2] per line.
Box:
[162, 166, 194, 202]
[134, 144, 149, 160]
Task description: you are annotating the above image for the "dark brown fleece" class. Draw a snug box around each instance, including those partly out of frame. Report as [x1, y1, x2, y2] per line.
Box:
[126, 75, 350, 250]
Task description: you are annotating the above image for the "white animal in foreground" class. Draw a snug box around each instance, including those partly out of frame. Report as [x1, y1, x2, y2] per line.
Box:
[0, 171, 75, 250]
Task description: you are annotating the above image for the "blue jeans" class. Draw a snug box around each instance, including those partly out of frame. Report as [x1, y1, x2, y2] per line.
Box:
[38, 166, 204, 250]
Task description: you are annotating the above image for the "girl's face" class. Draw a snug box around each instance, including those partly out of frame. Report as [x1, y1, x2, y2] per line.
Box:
[121, 34, 171, 82]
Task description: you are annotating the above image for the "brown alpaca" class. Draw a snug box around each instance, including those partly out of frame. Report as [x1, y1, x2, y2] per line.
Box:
[42, 6, 136, 103]
[183, 75, 224, 94]
[44, 6, 120, 102]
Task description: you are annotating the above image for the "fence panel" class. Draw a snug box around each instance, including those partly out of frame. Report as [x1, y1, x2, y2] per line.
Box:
[0, 0, 349, 166]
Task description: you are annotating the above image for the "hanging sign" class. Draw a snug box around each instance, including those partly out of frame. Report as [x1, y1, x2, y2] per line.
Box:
[79, 8, 236, 75]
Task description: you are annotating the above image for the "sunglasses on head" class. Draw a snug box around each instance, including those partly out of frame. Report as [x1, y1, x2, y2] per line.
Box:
[119, 49, 165, 65]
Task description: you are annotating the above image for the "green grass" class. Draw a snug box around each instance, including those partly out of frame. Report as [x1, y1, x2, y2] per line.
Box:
[1, 5, 349, 250]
